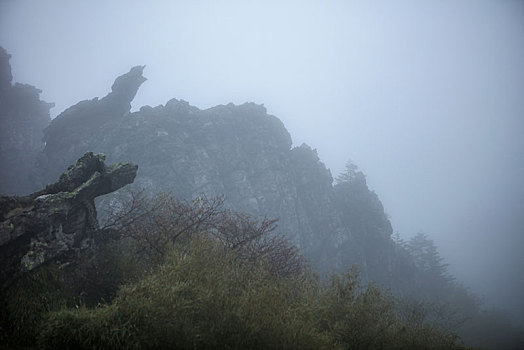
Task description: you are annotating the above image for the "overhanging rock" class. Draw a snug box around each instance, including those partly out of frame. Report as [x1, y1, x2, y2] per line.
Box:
[0, 152, 137, 289]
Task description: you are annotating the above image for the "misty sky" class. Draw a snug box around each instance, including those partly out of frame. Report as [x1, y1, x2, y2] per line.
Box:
[1, 0, 523, 319]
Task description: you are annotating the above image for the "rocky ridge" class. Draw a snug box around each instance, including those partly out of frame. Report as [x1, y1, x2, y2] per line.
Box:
[36, 65, 401, 283]
[0, 47, 407, 287]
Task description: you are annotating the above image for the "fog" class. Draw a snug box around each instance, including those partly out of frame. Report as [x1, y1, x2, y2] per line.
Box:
[1, 0, 523, 320]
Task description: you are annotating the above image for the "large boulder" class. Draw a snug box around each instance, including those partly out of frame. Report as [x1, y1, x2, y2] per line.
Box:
[0, 152, 137, 290]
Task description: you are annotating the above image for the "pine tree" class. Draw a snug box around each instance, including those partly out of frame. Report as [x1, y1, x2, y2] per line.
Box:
[406, 232, 453, 283]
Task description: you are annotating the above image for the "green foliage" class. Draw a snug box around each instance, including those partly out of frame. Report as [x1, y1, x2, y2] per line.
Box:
[0, 263, 73, 347]
[393, 232, 524, 349]
[317, 271, 465, 350]
[72, 240, 147, 307]
[318, 271, 396, 348]
[37, 235, 467, 349]
[406, 232, 452, 283]
[334, 161, 393, 242]
[1, 191, 474, 349]
[39, 236, 325, 349]
[335, 161, 362, 185]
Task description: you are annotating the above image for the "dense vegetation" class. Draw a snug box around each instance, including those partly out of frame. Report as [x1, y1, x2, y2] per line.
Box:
[334, 164, 524, 349]
[2, 50, 522, 348]
[1, 191, 471, 349]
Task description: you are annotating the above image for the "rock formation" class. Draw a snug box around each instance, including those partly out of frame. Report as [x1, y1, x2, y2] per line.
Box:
[0, 46, 410, 288]
[0, 152, 137, 290]
[41, 65, 146, 182]
[0, 47, 53, 195]
[38, 66, 403, 283]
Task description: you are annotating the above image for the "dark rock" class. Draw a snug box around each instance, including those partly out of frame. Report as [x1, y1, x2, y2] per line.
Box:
[0, 47, 13, 91]
[0, 47, 53, 195]
[41, 66, 146, 180]
[39, 66, 398, 281]
[0, 152, 137, 290]
[0, 57, 402, 288]
[109, 65, 147, 113]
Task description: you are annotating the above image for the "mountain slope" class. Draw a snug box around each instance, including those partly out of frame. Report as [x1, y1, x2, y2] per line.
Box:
[38, 66, 401, 282]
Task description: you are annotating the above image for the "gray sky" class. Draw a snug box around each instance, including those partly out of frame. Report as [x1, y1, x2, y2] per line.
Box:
[1, 0, 523, 318]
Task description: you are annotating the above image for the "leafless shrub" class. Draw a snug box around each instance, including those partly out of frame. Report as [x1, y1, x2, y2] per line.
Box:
[100, 189, 306, 277]
[249, 234, 307, 278]
[212, 211, 306, 277]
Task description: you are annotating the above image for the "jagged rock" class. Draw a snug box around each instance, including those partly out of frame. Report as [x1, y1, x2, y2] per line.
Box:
[0, 152, 137, 290]
[39, 67, 397, 281]
[0, 60, 406, 289]
[41, 66, 146, 179]
[0, 47, 13, 91]
[0, 47, 53, 195]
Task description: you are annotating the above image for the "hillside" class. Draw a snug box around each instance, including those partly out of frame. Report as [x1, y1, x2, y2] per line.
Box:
[1, 49, 522, 348]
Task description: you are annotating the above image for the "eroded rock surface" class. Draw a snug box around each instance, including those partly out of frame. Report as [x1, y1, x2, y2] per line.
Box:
[0, 47, 53, 195]
[39, 66, 400, 282]
[0, 53, 404, 288]
[0, 152, 137, 289]
[41, 65, 146, 182]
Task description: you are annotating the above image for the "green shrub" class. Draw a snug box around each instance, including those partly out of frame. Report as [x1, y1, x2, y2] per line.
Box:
[314, 270, 467, 350]
[37, 235, 468, 349]
[317, 273, 397, 349]
[0, 263, 73, 347]
[38, 236, 326, 349]
[71, 240, 147, 307]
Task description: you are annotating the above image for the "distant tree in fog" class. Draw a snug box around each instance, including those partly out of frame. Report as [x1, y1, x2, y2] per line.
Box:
[407, 232, 454, 283]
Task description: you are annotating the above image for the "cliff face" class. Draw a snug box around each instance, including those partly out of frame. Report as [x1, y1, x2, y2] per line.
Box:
[37, 66, 404, 282]
[0, 49, 409, 284]
[40, 65, 146, 185]
[0, 47, 53, 195]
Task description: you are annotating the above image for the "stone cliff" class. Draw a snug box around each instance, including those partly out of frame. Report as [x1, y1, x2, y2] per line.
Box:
[0, 47, 53, 195]
[40, 65, 146, 184]
[0, 47, 410, 285]
[36, 66, 404, 283]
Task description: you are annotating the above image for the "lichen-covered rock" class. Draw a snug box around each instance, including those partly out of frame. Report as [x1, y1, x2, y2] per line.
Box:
[0, 47, 53, 195]
[0, 152, 137, 290]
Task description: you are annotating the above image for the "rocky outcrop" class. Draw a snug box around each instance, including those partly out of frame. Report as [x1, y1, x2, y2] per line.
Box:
[0, 152, 137, 290]
[41, 66, 146, 184]
[0, 53, 402, 285]
[38, 66, 399, 281]
[0, 47, 53, 195]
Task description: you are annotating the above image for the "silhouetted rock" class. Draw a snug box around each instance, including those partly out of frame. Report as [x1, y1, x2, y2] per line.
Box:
[0, 47, 53, 195]
[0, 47, 13, 91]
[42, 66, 146, 179]
[0, 54, 402, 287]
[0, 152, 137, 290]
[39, 67, 400, 281]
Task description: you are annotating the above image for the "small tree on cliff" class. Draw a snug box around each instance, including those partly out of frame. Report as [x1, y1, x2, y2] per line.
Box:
[406, 232, 452, 283]
[334, 161, 393, 240]
[336, 161, 366, 185]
